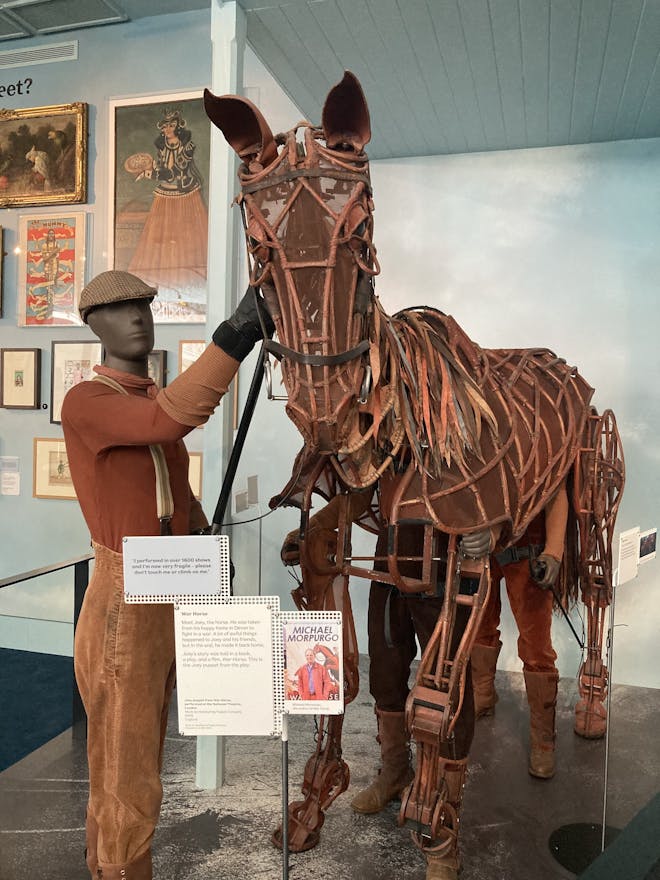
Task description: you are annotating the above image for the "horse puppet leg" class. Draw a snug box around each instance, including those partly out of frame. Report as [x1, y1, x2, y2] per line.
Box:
[273, 500, 360, 852]
[399, 536, 491, 878]
[573, 409, 624, 739]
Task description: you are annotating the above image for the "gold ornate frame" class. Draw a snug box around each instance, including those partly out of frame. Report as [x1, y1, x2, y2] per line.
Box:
[0, 102, 88, 208]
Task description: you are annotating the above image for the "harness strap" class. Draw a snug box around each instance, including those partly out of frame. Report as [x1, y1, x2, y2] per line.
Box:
[264, 337, 369, 366]
[494, 543, 543, 567]
[92, 374, 174, 535]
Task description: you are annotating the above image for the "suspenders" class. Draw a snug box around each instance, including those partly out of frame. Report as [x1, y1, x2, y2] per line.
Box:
[92, 374, 174, 535]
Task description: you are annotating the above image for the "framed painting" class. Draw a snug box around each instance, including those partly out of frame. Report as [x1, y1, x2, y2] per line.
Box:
[188, 451, 203, 500]
[33, 437, 77, 500]
[147, 349, 167, 387]
[17, 212, 86, 326]
[0, 348, 41, 408]
[0, 103, 87, 208]
[179, 339, 205, 374]
[0, 226, 4, 317]
[50, 339, 102, 424]
[109, 91, 210, 324]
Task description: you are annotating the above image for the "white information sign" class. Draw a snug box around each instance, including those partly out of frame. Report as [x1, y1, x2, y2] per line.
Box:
[174, 601, 279, 736]
[0, 457, 19, 496]
[122, 534, 230, 603]
[617, 526, 640, 585]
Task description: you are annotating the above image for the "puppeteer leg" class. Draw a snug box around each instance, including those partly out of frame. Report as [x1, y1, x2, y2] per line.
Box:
[75, 545, 176, 878]
[352, 574, 419, 813]
[470, 575, 502, 718]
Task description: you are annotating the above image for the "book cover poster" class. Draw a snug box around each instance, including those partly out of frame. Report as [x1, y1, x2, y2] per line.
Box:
[283, 618, 343, 715]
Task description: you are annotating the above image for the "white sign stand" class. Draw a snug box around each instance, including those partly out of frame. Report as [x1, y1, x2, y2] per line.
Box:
[120, 535, 344, 879]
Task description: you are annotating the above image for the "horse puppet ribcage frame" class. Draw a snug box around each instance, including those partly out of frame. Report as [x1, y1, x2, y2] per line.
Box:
[204, 73, 625, 858]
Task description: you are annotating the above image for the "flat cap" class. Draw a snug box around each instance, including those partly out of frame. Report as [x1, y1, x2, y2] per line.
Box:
[78, 270, 157, 322]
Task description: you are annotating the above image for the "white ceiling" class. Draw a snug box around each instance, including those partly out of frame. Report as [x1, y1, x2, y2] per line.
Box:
[2, 0, 659, 160]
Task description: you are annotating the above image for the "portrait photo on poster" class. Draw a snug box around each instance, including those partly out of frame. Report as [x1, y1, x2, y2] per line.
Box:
[109, 91, 210, 324]
[282, 616, 343, 715]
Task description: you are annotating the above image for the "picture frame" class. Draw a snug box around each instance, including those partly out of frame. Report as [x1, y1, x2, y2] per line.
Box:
[109, 91, 210, 324]
[50, 339, 102, 424]
[147, 349, 168, 388]
[17, 211, 86, 326]
[33, 437, 77, 500]
[0, 226, 4, 318]
[0, 102, 88, 208]
[188, 451, 203, 500]
[0, 348, 41, 409]
[179, 339, 205, 374]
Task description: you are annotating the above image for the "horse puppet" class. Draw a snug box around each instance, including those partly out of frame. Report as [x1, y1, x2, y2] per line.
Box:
[204, 72, 625, 876]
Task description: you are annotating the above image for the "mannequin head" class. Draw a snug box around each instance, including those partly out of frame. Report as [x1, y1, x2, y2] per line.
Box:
[87, 298, 155, 377]
[79, 270, 157, 377]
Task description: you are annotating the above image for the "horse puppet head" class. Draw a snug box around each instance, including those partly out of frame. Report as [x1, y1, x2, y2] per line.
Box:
[205, 72, 379, 455]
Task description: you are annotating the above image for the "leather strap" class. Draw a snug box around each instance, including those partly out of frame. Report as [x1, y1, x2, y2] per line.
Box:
[264, 337, 369, 366]
[494, 543, 543, 567]
[92, 374, 174, 534]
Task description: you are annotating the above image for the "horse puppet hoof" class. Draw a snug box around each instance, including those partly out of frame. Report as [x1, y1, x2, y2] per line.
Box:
[271, 825, 320, 853]
[574, 699, 607, 739]
[271, 799, 324, 853]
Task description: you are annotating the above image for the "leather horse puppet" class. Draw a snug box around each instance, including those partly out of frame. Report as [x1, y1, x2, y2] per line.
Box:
[204, 72, 625, 871]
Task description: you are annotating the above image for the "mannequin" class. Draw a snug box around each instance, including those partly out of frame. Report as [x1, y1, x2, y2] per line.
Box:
[62, 270, 272, 880]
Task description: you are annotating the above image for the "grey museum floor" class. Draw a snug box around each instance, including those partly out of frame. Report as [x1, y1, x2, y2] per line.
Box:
[1, 657, 659, 880]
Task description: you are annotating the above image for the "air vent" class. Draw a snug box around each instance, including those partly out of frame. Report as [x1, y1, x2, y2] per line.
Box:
[0, 39, 77, 69]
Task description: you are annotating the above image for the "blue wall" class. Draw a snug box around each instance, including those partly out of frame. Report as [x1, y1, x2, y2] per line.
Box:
[0, 10, 213, 582]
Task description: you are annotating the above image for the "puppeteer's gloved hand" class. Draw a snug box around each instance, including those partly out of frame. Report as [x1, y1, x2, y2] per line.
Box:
[530, 553, 561, 589]
[212, 285, 275, 361]
[460, 529, 492, 559]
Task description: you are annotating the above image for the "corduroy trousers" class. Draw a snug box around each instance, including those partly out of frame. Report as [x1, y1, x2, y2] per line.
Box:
[75, 543, 176, 868]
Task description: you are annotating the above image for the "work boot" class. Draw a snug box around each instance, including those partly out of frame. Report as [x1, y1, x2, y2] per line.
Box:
[351, 709, 414, 814]
[84, 807, 99, 878]
[524, 670, 558, 779]
[470, 642, 501, 718]
[423, 757, 468, 880]
[98, 849, 152, 879]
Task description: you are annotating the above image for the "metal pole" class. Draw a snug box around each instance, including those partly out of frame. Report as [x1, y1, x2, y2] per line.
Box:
[211, 346, 266, 533]
[282, 712, 290, 880]
[72, 558, 89, 730]
[601, 571, 617, 852]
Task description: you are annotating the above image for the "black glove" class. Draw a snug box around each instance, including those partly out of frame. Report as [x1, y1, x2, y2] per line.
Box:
[212, 286, 275, 361]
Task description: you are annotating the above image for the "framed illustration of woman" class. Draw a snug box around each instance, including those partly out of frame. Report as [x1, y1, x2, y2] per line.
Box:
[109, 92, 210, 324]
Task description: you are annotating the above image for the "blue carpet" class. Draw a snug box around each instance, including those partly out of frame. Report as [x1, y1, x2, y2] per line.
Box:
[0, 647, 73, 771]
[577, 793, 660, 880]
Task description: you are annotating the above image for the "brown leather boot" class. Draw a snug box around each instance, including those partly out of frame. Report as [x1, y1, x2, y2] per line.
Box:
[423, 757, 468, 880]
[351, 709, 414, 814]
[84, 808, 99, 878]
[524, 670, 558, 779]
[98, 849, 152, 879]
[470, 642, 501, 718]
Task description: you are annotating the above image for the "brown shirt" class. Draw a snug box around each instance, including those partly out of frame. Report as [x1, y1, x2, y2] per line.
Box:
[61, 344, 239, 552]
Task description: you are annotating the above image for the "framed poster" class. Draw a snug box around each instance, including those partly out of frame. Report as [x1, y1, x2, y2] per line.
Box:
[0, 348, 41, 409]
[0, 226, 4, 317]
[109, 91, 210, 324]
[147, 349, 167, 387]
[178, 339, 204, 374]
[50, 339, 102, 424]
[17, 212, 86, 326]
[188, 451, 202, 499]
[33, 437, 77, 500]
[0, 103, 88, 208]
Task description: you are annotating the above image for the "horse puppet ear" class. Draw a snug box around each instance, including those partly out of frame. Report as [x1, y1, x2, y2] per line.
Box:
[322, 71, 371, 152]
[203, 89, 278, 168]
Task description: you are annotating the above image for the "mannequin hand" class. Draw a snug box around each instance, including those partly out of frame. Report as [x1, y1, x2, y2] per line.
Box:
[212, 286, 275, 361]
[460, 529, 492, 559]
[530, 553, 561, 588]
